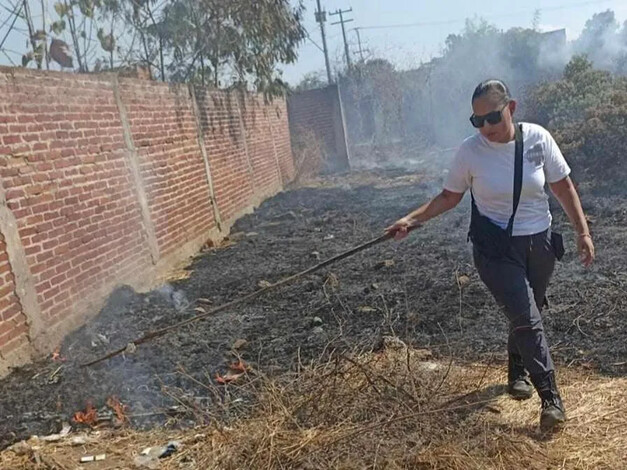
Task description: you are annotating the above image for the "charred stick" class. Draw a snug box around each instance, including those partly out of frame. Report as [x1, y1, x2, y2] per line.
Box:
[83, 230, 406, 367]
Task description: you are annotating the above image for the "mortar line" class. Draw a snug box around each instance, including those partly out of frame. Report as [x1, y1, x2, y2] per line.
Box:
[111, 74, 160, 264]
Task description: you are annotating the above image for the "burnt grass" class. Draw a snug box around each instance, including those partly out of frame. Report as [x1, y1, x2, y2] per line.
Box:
[1, 169, 625, 449]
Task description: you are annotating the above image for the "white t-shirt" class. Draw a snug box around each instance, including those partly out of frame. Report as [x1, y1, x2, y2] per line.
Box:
[444, 122, 570, 236]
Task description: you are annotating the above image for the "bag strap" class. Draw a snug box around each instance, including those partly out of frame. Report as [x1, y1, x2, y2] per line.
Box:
[469, 123, 524, 237]
[505, 123, 524, 237]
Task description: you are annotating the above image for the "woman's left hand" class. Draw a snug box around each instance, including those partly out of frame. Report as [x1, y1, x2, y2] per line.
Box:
[577, 235, 595, 267]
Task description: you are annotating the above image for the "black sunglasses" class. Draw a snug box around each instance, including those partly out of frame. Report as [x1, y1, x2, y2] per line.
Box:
[469, 103, 509, 128]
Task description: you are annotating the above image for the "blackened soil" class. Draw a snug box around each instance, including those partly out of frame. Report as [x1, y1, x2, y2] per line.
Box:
[1, 169, 625, 449]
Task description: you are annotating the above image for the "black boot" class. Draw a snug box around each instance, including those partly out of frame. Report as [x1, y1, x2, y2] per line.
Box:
[507, 352, 533, 400]
[530, 370, 566, 431]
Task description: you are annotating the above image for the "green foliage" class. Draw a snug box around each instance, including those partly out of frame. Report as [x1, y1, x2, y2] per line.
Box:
[51, 20, 66, 35]
[22, 51, 34, 67]
[54, 2, 71, 17]
[97, 28, 115, 52]
[501, 27, 542, 79]
[50, 0, 110, 70]
[21, 0, 305, 93]
[340, 59, 404, 144]
[293, 71, 327, 92]
[526, 56, 627, 181]
[161, 0, 305, 96]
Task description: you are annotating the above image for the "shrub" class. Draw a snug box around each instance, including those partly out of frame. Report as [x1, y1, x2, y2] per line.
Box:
[526, 56, 627, 183]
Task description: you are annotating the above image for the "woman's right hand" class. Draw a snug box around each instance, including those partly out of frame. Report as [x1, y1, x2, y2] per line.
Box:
[577, 234, 595, 267]
[385, 217, 417, 240]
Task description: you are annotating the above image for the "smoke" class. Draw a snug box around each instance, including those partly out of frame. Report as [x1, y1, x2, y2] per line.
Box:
[338, 10, 627, 170]
[155, 283, 190, 312]
[540, 12, 627, 73]
[571, 13, 627, 72]
[537, 32, 570, 72]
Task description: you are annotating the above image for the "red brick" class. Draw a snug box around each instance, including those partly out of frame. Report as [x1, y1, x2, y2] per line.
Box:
[1, 303, 22, 321]
[2, 135, 22, 145]
[0, 69, 293, 356]
[0, 334, 29, 355]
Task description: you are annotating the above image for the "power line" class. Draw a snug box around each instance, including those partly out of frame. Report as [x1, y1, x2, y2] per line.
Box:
[539, 0, 614, 12]
[305, 30, 325, 54]
[2, 49, 16, 65]
[358, 0, 615, 30]
[0, 3, 22, 50]
[330, 7, 354, 70]
[0, 1, 22, 18]
[0, 7, 19, 30]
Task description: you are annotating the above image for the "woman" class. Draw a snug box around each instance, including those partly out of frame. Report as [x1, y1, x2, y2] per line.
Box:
[386, 79, 594, 431]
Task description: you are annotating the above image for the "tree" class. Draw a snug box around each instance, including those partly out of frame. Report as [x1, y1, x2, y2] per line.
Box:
[9, 0, 305, 96]
[526, 55, 627, 182]
[20, 0, 45, 69]
[576, 10, 619, 50]
[116, 0, 168, 80]
[340, 58, 404, 147]
[574, 10, 622, 72]
[161, 0, 305, 94]
[50, 0, 102, 71]
[501, 27, 542, 80]
[293, 71, 326, 92]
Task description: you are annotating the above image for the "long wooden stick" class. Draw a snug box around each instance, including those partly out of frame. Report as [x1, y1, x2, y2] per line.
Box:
[83, 231, 398, 367]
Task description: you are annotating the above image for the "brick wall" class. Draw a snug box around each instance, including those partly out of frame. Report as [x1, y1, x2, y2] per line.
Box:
[243, 95, 283, 200]
[0, 67, 294, 375]
[287, 84, 350, 171]
[118, 80, 216, 258]
[0, 234, 28, 360]
[270, 100, 296, 183]
[194, 90, 255, 223]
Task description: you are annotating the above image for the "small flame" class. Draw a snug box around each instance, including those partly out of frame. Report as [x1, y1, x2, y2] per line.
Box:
[73, 401, 98, 426]
[215, 360, 248, 384]
[106, 396, 129, 423]
[231, 359, 247, 373]
[51, 347, 66, 362]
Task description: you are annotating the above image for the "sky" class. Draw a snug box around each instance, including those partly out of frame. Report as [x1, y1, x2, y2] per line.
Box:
[281, 0, 627, 84]
[1, 0, 626, 81]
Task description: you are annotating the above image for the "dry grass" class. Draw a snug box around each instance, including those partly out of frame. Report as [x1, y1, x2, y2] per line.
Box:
[291, 127, 324, 183]
[2, 341, 625, 469]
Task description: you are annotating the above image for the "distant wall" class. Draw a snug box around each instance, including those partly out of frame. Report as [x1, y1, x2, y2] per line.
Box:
[0, 67, 294, 375]
[287, 84, 350, 171]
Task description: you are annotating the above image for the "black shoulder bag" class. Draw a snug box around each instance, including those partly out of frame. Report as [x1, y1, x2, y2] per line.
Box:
[468, 124, 524, 259]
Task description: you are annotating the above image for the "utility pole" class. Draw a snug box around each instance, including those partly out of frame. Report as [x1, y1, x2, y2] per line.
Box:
[330, 7, 353, 71]
[22, 0, 41, 68]
[315, 0, 333, 85]
[354, 28, 366, 62]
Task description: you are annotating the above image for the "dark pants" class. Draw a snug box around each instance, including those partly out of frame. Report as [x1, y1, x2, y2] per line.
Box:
[473, 229, 556, 376]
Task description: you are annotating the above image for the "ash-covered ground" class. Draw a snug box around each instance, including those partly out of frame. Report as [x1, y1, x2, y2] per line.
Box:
[1, 169, 625, 449]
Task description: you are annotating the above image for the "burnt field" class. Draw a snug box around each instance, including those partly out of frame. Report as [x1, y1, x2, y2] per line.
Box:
[0, 169, 625, 452]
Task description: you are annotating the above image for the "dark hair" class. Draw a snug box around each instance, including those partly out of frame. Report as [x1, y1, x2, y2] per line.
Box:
[471, 79, 511, 105]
